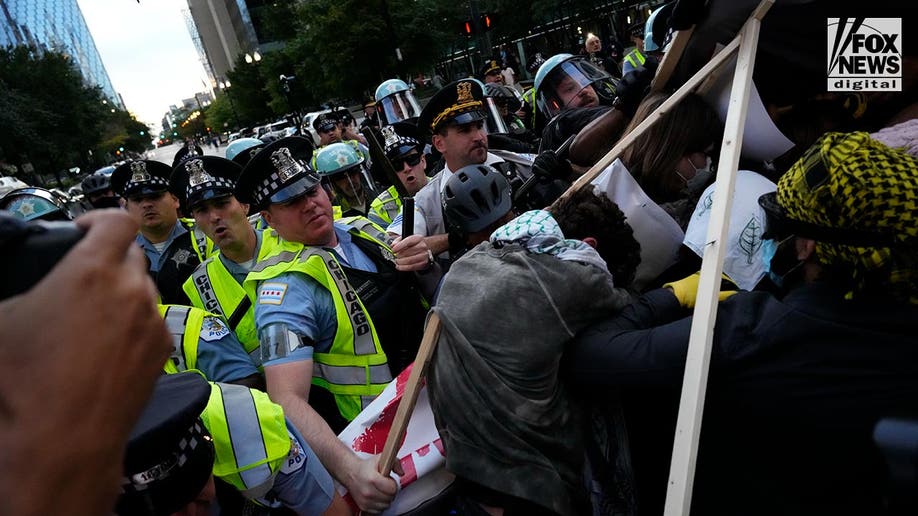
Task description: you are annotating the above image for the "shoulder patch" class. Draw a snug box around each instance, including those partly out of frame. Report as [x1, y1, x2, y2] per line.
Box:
[200, 317, 231, 342]
[258, 282, 288, 305]
[281, 430, 307, 475]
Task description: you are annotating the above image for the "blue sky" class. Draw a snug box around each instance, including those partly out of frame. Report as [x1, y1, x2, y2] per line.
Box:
[77, 0, 209, 129]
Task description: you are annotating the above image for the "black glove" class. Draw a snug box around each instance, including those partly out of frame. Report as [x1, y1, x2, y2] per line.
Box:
[531, 149, 572, 183]
[614, 63, 658, 117]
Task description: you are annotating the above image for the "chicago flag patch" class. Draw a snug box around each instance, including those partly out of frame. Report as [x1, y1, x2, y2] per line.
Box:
[258, 282, 288, 305]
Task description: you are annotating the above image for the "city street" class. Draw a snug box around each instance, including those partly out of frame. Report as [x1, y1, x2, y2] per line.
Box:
[147, 140, 225, 163]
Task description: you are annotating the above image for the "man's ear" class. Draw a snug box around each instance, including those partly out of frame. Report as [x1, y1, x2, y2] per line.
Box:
[432, 133, 446, 153]
[582, 236, 598, 249]
[260, 209, 274, 228]
[796, 238, 816, 261]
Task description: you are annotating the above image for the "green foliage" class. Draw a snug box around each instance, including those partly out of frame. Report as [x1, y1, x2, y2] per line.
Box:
[0, 45, 153, 185]
[286, 0, 459, 102]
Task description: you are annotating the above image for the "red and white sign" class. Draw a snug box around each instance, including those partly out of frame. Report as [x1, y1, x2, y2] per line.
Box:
[337, 364, 454, 514]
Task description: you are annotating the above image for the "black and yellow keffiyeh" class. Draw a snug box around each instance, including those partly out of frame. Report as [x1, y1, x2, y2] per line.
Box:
[777, 131, 918, 303]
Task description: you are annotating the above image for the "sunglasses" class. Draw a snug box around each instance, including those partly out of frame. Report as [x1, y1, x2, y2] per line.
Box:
[391, 153, 423, 170]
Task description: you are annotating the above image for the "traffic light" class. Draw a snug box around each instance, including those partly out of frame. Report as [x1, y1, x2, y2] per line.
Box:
[481, 13, 492, 31]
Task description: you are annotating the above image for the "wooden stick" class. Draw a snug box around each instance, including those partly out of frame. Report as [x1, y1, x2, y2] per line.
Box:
[662, 2, 773, 515]
[377, 312, 442, 476]
[553, 35, 741, 205]
[651, 26, 695, 93]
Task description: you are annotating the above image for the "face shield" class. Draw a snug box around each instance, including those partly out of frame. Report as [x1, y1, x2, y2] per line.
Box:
[536, 59, 614, 118]
[377, 90, 423, 125]
[323, 165, 376, 210]
[481, 97, 510, 135]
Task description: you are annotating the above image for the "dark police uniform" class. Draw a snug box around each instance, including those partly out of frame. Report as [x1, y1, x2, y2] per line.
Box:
[112, 160, 214, 305]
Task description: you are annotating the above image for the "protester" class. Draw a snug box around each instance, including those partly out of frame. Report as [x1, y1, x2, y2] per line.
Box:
[569, 132, 918, 515]
[429, 188, 639, 515]
[621, 92, 723, 230]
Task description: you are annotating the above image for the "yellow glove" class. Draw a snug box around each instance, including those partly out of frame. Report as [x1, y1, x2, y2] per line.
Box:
[664, 273, 740, 308]
[664, 272, 701, 308]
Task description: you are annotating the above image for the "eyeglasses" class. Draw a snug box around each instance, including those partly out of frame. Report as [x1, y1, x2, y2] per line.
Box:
[391, 153, 423, 171]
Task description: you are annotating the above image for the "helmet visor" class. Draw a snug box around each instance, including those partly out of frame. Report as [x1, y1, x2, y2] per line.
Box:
[537, 60, 610, 117]
[378, 91, 422, 125]
[481, 97, 509, 135]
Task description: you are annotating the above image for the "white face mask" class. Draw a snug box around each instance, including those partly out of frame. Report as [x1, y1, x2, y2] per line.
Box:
[678, 155, 714, 194]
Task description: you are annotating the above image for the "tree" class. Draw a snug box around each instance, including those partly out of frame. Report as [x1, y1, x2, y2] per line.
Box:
[0, 45, 154, 185]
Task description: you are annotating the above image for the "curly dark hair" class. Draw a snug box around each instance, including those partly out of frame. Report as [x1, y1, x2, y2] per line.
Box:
[549, 187, 641, 288]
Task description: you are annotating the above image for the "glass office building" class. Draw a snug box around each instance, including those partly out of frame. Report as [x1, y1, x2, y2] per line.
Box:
[0, 0, 122, 107]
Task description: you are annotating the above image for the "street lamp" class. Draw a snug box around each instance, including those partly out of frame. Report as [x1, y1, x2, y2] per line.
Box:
[278, 74, 302, 131]
[219, 79, 241, 130]
[244, 51, 262, 64]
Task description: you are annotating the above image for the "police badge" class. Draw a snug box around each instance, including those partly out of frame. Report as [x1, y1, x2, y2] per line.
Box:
[381, 125, 399, 148]
[456, 81, 474, 103]
[130, 161, 151, 182]
[185, 159, 213, 187]
[270, 147, 304, 182]
[170, 248, 193, 268]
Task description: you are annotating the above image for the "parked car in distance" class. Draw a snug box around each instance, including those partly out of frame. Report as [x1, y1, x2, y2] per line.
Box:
[261, 120, 298, 141]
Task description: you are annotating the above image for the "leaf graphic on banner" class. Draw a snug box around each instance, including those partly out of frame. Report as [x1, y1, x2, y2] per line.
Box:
[739, 217, 763, 264]
[696, 191, 714, 218]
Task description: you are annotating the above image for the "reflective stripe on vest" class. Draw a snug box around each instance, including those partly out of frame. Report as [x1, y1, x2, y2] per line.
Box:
[244, 224, 392, 420]
[337, 217, 386, 243]
[183, 232, 286, 361]
[250, 249, 301, 275]
[624, 49, 646, 69]
[370, 186, 401, 225]
[181, 218, 214, 262]
[184, 259, 259, 362]
[202, 383, 290, 494]
[160, 304, 203, 373]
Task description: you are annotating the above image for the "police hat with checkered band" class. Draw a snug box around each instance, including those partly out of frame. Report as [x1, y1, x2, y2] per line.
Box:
[417, 79, 487, 136]
[169, 156, 242, 210]
[172, 141, 205, 167]
[382, 121, 423, 160]
[115, 371, 213, 516]
[236, 136, 321, 215]
[313, 112, 338, 133]
[111, 160, 173, 198]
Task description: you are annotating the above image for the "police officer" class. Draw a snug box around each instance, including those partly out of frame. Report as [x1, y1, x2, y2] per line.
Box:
[116, 372, 346, 515]
[480, 58, 505, 85]
[235, 136, 428, 514]
[369, 122, 430, 225]
[374, 78, 423, 125]
[387, 79, 529, 258]
[160, 303, 263, 388]
[313, 142, 379, 220]
[111, 159, 214, 304]
[313, 113, 343, 148]
[311, 113, 370, 171]
[79, 173, 120, 209]
[170, 154, 278, 361]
